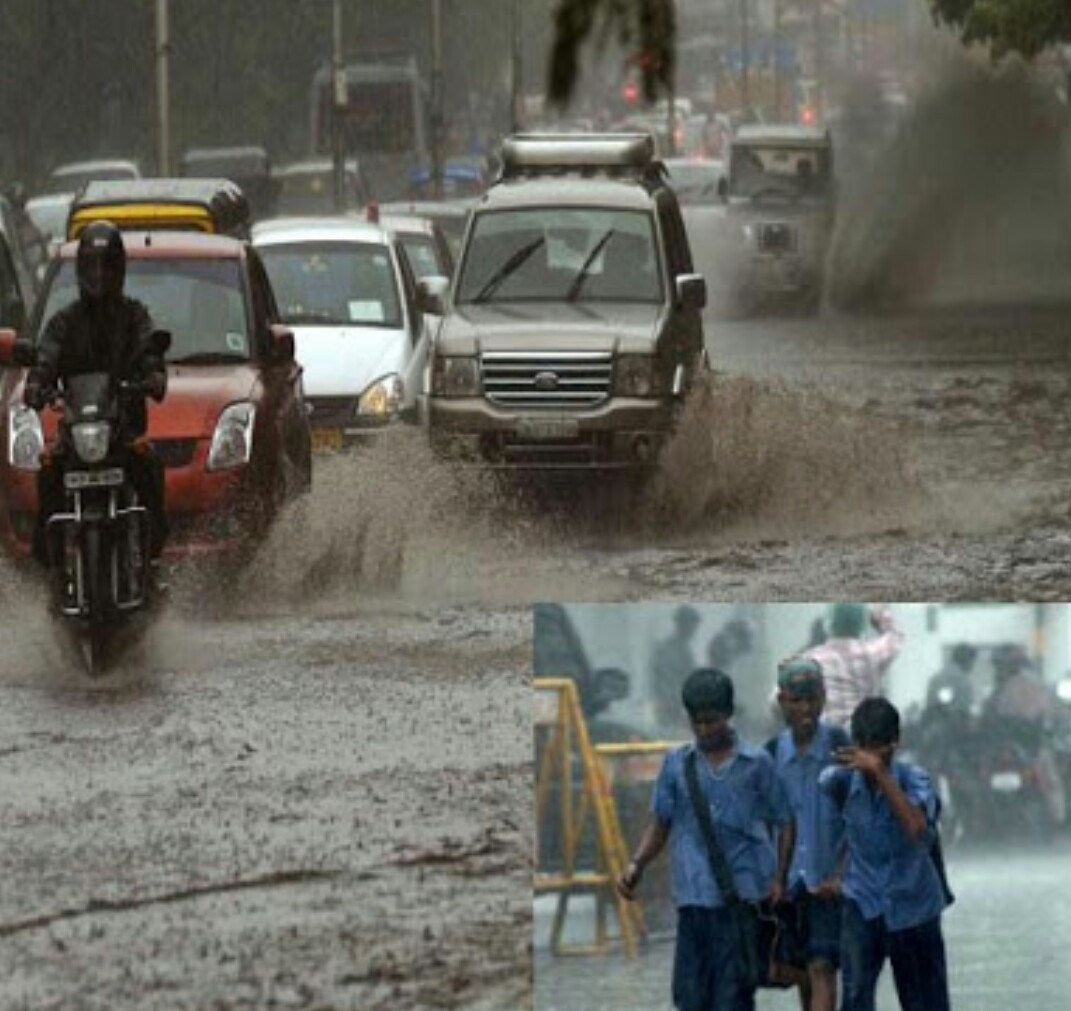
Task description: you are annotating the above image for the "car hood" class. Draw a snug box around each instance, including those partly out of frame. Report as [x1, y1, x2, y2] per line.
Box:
[148, 365, 260, 438]
[436, 303, 664, 356]
[293, 326, 407, 398]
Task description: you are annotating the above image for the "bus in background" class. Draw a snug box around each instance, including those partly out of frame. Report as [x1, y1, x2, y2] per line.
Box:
[309, 54, 430, 203]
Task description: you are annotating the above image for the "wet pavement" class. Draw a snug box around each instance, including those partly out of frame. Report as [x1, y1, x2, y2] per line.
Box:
[534, 842, 1071, 1011]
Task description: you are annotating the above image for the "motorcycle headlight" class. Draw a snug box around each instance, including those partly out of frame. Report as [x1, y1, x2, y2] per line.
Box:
[8, 406, 44, 470]
[431, 356, 480, 397]
[741, 222, 756, 242]
[71, 421, 112, 464]
[356, 374, 403, 420]
[207, 402, 256, 472]
[615, 355, 657, 397]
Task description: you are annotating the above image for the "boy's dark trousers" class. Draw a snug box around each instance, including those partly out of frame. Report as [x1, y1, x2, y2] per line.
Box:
[841, 898, 950, 1011]
[672, 905, 756, 1011]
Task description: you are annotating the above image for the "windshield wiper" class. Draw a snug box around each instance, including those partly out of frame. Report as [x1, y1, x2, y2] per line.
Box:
[170, 351, 248, 365]
[472, 236, 545, 303]
[566, 228, 616, 302]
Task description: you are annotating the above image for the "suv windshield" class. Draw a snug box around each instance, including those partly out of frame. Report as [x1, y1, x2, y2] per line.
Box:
[456, 208, 662, 305]
[729, 144, 830, 200]
[38, 258, 251, 362]
[258, 241, 402, 328]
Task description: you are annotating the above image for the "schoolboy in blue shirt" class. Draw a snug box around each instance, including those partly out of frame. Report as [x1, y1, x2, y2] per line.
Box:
[617, 668, 795, 1011]
[819, 697, 952, 1011]
[770, 657, 850, 1011]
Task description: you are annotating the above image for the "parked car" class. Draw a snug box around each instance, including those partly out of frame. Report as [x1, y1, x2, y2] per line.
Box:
[720, 124, 835, 312]
[252, 216, 432, 449]
[41, 158, 141, 196]
[272, 158, 372, 216]
[0, 231, 312, 563]
[425, 132, 707, 470]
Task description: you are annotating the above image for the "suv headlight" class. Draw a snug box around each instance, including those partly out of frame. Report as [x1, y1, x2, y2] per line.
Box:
[71, 421, 112, 464]
[741, 222, 756, 243]
[431, 356, 480, 397]
[9, 406, 43, 470]
[207, 402, 256, 471]
[356, 374, 403, 420]
[615, 355, 658, 397]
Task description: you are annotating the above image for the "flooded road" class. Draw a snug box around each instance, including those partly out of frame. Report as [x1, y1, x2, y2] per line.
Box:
[534, 842, 1071, 1011]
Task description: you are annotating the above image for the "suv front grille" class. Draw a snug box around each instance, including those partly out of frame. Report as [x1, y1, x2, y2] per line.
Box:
[481, 351, 612, 409]
[759, 222, 796, 253]
[306, 396, 354, 427]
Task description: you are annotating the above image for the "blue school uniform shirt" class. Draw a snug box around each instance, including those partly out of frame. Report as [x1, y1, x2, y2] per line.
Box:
[819, 761, 948, 931]
[652, 739, 793, 908]
[771, 722, 846, 891]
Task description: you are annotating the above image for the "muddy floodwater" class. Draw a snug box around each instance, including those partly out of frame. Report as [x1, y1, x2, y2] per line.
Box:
[4, 297, 1071, 1008]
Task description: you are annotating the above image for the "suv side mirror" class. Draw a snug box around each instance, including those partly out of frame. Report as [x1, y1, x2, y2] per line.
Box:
[676, 273, 707, 310]
[269, 323, 295, 363]
[416, 275, 449, 316]
[0, 328, 35, 367]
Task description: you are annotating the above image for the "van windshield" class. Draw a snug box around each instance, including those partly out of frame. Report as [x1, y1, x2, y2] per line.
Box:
[37, 259, 251, 361]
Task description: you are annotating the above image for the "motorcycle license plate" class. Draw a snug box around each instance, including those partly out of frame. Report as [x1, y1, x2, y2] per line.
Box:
[311, 427, 343, 452]
[990, 771, 1023, 793]
[64, 468, 124, 490]
[515, 417, 579, 441]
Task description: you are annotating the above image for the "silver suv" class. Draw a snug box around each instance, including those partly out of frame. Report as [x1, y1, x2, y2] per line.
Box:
[425, 133, 707, 469]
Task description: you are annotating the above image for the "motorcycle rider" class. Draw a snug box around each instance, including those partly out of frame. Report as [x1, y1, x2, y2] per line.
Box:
[23, 220, 168, 569]
[983, 643, 1066, 828]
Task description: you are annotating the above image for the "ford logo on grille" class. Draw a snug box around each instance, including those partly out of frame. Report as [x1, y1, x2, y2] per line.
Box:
[534, 371, 559, 392]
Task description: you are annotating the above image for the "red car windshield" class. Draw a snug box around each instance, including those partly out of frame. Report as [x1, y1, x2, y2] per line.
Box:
[37, 258, 250, 362]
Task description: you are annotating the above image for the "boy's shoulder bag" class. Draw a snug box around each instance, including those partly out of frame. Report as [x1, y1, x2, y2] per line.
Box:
[683, 749, 808, 990]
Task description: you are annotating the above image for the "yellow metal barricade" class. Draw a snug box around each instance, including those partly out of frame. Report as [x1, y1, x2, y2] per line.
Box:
[534, 678, 680, 957]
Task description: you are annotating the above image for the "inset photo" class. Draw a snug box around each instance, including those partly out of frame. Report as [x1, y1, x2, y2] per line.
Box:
[534, 602, 1071, 1011]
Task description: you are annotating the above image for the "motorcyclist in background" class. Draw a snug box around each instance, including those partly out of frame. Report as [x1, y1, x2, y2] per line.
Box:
[926, 642, 977, 718]
[983, 643, 1066, 829]
[23, 220, 168, 568]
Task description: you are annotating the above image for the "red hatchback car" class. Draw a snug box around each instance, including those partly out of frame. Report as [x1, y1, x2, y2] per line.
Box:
[0, 232, 312, 563]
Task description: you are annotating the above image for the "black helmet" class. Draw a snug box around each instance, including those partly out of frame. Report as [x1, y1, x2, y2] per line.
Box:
[77, 220, 125, 304]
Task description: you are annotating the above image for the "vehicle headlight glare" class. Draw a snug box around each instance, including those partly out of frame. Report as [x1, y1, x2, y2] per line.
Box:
[432, 356, 480, 397]
[357, 374, 403, 419]
[9, 407, 43, 470]
[207, 402, 256, 471]
[616, 355, 656, 397]
[71, 421, 112, 464]
[741, 223, 756, 242]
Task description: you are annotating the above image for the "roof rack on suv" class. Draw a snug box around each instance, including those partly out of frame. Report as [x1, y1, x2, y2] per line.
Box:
[499, 133, 662, 182]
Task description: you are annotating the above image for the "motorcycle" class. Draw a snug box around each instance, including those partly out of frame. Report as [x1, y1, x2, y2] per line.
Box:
[20, 331, 171, 674]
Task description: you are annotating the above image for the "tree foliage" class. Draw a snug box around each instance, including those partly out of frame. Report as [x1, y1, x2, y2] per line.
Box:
[928, 0, 1071, 60]
[547, 0, 676, 107]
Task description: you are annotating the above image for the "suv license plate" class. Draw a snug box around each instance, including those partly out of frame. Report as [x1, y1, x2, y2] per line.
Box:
[516, 417, 579, 441]
[64, 468, 124, 490]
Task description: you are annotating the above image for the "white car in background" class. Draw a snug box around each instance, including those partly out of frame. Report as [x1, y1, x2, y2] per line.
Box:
[252, 217, 438, 450]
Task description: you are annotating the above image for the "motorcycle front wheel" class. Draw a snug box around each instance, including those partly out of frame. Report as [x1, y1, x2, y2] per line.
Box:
[81, 524, 110, 675]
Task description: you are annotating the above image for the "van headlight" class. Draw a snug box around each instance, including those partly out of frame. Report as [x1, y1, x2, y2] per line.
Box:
[71, 421, 112, 464]
[9, 406, 43, 470]
[207, 402, 256, 471]
[615, 355, 657, 397]
[356, 374, 403, 420]
[431, 356, 480, 397]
